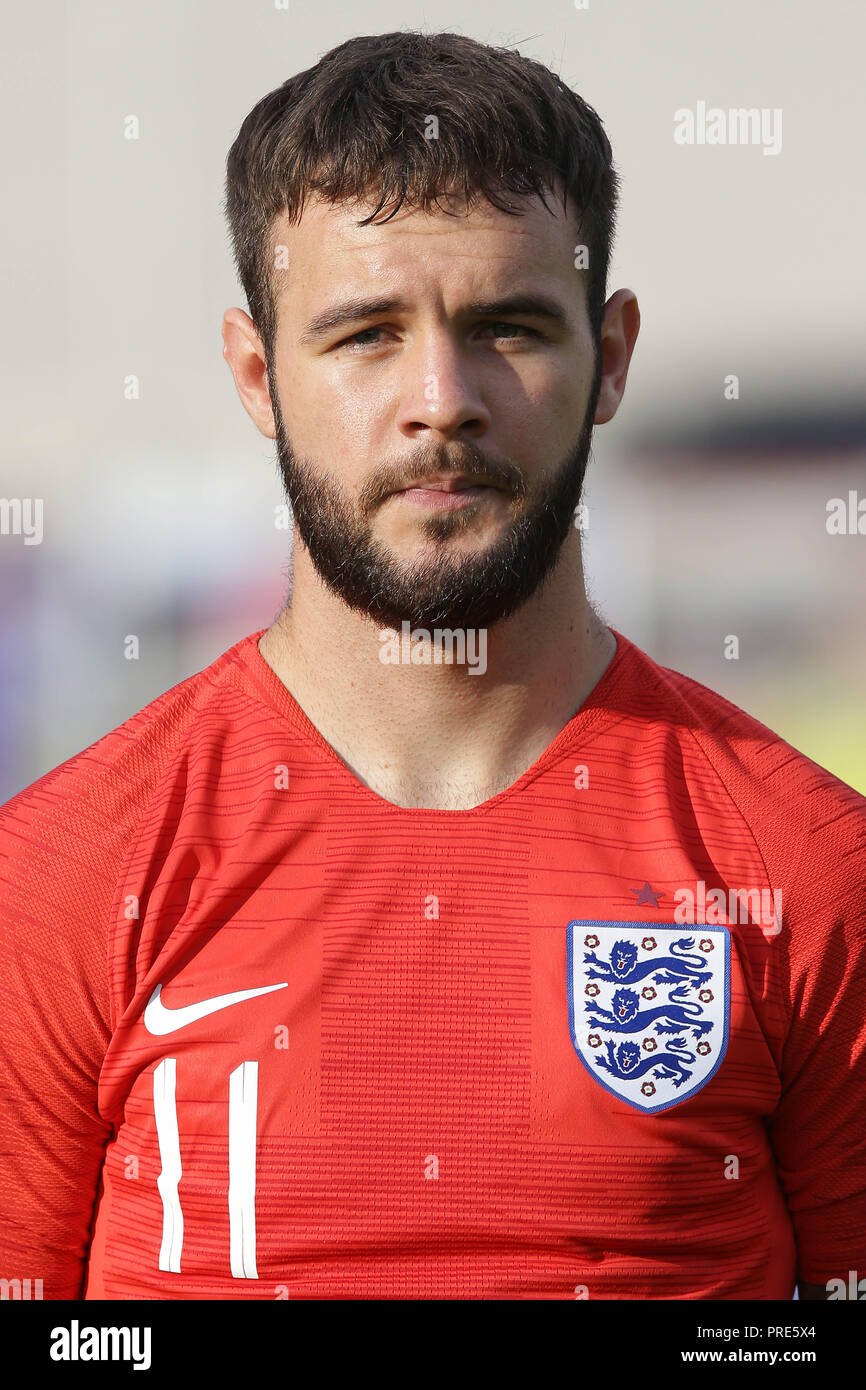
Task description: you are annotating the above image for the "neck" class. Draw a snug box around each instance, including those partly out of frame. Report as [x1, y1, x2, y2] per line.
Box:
[257, 528, 617, 810]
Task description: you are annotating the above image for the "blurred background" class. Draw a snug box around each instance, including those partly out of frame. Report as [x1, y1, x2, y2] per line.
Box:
[1, 0, 864, 801]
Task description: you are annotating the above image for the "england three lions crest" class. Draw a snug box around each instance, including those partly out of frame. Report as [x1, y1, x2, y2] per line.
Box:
[566, 920, 730, 1114]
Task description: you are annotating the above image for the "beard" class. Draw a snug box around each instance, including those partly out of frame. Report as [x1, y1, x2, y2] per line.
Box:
[270, 354, 601, 631]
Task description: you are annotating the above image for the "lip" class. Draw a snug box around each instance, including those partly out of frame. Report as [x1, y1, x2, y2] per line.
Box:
[393, 479, 495, 511]
[394, 475, 492, 494]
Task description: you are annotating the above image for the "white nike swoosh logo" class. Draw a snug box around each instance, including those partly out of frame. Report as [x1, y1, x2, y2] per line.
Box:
[143, 981, 288, 1036]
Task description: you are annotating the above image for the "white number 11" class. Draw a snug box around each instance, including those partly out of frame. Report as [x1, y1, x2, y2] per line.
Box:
[153, 1057, 259, 1278]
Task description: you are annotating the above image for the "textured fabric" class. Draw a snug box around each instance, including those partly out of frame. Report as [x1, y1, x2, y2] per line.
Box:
[0, 626, 864, 1300]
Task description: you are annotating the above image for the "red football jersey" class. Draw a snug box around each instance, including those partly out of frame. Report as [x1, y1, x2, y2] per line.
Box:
[1, 626, 864, 1299]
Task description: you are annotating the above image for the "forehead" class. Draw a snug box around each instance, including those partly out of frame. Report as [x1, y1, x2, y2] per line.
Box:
[270, 190, 581, 311]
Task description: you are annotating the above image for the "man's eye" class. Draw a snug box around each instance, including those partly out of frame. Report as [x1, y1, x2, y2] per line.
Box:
[337, 321, 540, 352]
[479, 321, 540, 341]
[340, 327, 388, 351]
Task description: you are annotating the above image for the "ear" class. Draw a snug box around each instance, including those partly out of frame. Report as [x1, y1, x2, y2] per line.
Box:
[222, 307, 276, 440]
[594, 289, 640, 427]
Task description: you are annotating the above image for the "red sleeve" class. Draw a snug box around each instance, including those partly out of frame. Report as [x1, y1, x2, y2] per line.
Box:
[766, 777, 866, 1287]
[0, 760, 116, 1300]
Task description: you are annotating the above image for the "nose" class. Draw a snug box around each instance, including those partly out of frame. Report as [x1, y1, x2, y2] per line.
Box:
[394, 332, 492, 442]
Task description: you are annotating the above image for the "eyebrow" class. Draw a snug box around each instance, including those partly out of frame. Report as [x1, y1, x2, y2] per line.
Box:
[297, 292, 571, 345]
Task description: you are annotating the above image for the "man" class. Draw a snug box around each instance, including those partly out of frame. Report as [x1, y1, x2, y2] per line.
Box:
[1, 30, 863, 1301]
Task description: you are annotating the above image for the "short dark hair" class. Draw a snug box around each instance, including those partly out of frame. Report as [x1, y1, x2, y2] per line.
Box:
[224, 30, 620, 365]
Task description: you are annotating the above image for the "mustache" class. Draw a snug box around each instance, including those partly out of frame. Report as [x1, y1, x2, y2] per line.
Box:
[357, 444, 527, 513]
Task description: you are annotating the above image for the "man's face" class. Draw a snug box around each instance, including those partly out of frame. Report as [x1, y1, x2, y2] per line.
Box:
[266, 190, 603, 629]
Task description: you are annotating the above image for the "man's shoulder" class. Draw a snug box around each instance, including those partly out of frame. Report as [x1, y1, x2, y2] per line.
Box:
[615, 630, 866, 858]
[0, 630, 260, 866]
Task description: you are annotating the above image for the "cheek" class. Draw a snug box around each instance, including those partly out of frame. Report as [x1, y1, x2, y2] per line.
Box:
[273, 360, 356, 460]
[303, 358, 389, 429]
[513, 368, 590, 450]
[516, 342, 590, 405]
